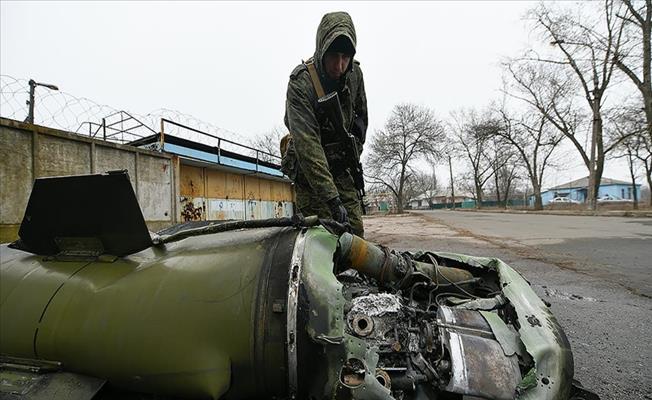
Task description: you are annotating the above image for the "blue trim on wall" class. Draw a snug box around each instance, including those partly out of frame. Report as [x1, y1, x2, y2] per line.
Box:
[163, 143, 284, 177]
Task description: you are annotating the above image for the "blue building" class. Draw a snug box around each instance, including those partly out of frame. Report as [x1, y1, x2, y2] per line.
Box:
[530, 176, 642, 206]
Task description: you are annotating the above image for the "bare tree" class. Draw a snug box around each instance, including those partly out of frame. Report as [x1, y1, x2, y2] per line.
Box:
[527, 1, 626, 209]
[486, 134, 520, 208]
[366, 104, 444, 213]
[614, 0, 651, 143]
[249, 126, 287, 163]
[409, 164, 439, 208]
[608, 105, 652, 206]
[450, 109, 506, 208]
[495, 100, 565, 210]
[494, 159, 521, 208]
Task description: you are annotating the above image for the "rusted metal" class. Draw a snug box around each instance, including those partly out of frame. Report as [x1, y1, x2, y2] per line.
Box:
[180, 196, 204, 221]
[338, 233, 473, 286]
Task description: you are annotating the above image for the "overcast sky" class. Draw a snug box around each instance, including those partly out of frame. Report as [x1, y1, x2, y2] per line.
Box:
[0, 1, 641, 188]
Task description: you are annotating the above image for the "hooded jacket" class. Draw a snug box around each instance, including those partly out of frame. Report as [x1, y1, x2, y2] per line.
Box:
[283, 11, 368, 202]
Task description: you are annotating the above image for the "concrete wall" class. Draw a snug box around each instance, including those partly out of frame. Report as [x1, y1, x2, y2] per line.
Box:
[0, 118, 176, 242]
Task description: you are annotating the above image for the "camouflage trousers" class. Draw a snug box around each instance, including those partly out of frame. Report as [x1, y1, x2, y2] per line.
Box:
[294, 171, 364, 238]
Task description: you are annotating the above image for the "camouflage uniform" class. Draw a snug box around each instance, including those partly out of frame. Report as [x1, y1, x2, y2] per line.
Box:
[282, 12, 368, 237]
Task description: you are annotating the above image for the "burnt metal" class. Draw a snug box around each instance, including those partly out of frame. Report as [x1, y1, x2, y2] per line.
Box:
[438, 306, 494, 339]
[351, 314, 374, 337]
[438, 306, 521, 400]
[374, 369, 391, 390]
[286, 230, 307, 397]
[10, 171, 152, 257]
[250, 227, 298, 397]
[527, 315, 542, 327]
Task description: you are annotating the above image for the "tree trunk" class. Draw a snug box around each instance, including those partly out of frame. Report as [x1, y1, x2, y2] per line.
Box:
[504, 179, 512, 209]
[449, 155, 455, 210]
[530, 174, 543, 210]
[594, 152, 604, 210]
[534, 187, 543, 210]
[626, 149, 639, 210]
[587, 100, 602, 210]
[475, 181, 484, 209]
[645, 162, 652, 207]
[397, 169, 404, 214]
[494, 167, 501, 206]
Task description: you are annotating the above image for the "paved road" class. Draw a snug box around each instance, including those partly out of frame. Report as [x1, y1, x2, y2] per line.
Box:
[420, 210, 652, 297]
[364, 212, 652, 400]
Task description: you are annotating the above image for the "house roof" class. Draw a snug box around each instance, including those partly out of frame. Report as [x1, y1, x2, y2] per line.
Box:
[548, 176, 632, 190]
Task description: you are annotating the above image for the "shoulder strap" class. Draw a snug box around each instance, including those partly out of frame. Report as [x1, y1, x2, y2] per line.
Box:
[304, 59, 325, 98]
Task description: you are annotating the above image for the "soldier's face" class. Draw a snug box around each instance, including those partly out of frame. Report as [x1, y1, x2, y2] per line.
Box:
[323, 52, 351, 80]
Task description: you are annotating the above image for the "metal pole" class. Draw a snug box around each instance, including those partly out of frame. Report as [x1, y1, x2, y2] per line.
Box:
[102, 118, 106, 141]
[159, 119, 165, 151]
[217, 138, 221, 163]
[24, 79, 36, 124]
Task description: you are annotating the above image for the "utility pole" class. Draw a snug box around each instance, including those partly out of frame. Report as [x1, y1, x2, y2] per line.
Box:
[448, 154, 455, 210]
[24, 79, 59, 124]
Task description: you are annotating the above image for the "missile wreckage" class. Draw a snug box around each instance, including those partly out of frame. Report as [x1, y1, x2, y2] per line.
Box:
[0, 172, 598, 400]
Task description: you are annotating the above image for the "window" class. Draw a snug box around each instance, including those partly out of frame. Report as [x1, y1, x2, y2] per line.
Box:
[622, 188, 625, 198]
[628, 187, 632, 200]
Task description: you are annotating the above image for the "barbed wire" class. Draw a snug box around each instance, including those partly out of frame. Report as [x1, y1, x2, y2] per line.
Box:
[0, 74, 250, 148]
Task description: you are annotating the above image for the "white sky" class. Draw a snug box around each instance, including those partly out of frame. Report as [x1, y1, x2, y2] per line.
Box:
[0, 1, 643, 189]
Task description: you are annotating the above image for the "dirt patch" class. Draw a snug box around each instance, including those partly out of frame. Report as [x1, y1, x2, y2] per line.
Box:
[363, 213, 489, 249]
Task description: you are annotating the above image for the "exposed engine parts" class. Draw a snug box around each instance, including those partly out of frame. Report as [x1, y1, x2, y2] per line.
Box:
[329, 232, 550, 400]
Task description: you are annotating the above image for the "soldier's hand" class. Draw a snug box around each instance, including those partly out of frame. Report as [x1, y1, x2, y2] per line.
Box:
[327, 196, 349, 224]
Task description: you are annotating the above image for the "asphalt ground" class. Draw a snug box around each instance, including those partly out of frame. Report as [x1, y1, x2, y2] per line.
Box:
[363, 211, 652, 400]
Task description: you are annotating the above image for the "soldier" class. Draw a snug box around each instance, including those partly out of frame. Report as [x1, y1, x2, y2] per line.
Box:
[282, 11, 368, 237]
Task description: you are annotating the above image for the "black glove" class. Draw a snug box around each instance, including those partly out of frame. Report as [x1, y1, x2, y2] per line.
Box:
[327, 196, 349, 224]
[351, 115, 367, 145]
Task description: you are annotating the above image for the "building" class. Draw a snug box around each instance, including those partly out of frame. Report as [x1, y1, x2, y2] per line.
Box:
[408, 190, 475, 210]
[366, 191, 395, 212]
[531, 176, 642, 206]
[0, 116, 294, 242]
[129, 121, 294, 222]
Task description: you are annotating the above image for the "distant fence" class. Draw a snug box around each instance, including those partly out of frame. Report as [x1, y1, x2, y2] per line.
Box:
[429, 202, 463, 209]
[459, 200, 527, 209]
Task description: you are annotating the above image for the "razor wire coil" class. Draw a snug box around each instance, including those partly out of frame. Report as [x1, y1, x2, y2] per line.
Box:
[0, 74, 254, 153]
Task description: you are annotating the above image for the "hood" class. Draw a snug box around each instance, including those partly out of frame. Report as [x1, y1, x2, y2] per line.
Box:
[314, 12, 357, 81]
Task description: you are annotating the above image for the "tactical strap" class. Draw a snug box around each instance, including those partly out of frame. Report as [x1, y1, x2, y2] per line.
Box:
[305, 60, 325, 98]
